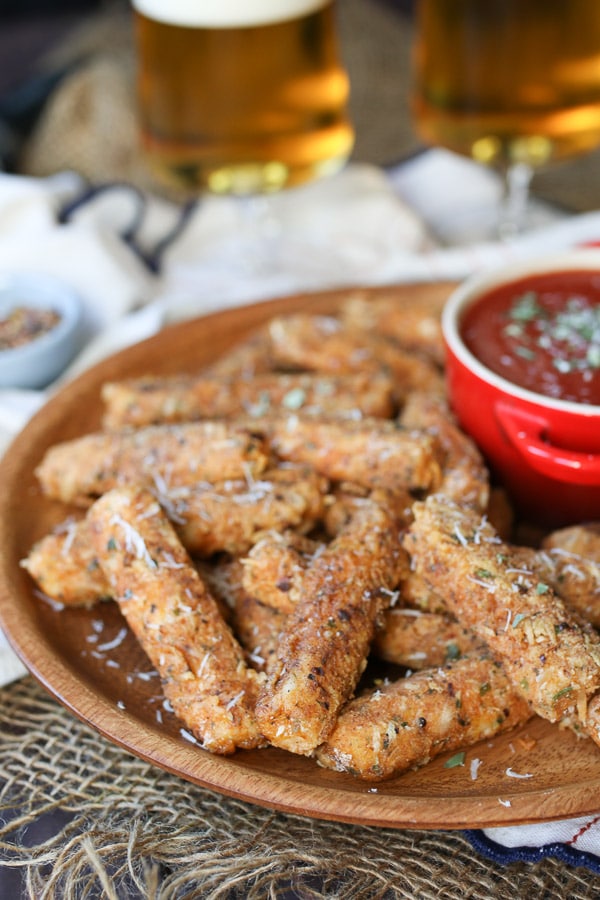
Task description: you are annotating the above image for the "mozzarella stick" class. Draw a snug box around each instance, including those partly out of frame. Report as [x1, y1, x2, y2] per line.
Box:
[199, 558, 285, 674]
[538, 526, 600, 627]
[399, 392, 489, 511]
[405, 495, 600, 727]
[160, 465, 328, 558]
[21, 517, 109, 607]
[35, 422, 269, 506]
[101, 371, 394, 429]
[263, 415, 443, 495]
[202, 327, 274, 378]
[241, 531, 320, 614]
[255, 496, 410, 754]
[267, 314, 444, 398]
[315, 654, 533, 780]
[339, 289, 446, 366]
[373, 608, 483, 669]
[87, 485, 264, 753]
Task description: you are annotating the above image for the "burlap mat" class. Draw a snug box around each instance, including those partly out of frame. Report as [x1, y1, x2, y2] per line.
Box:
[0, 676, 597, 898]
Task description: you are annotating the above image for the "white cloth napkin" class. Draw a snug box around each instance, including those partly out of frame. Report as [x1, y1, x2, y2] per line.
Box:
[2, 151, 600, 865]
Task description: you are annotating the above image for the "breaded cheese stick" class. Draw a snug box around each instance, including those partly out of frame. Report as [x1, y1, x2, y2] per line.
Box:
[202, 327, 274, 378]
[373, 608, 483, 669]
[199, 558, 286, 675]
[101, 371, 394, 429]
[267, 314, 444, 399]
[263, 415, 443, 495]
[339, 289, 446, 366]
[35, 422, 269, 506]
[161, 465, 328, 557]
[87, 485, 264, 753]
[255, 495, 409, 754]
[399, 392, 489, 511]
[405, 495, 600, 728]
[22, 517, 109, 607]
[537, 526, 600, 627]
[241, 531, 321, 614]
[315, 654, 532, 780]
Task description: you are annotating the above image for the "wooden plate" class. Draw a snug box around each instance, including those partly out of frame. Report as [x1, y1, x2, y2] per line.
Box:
[2, 282, 600, 830]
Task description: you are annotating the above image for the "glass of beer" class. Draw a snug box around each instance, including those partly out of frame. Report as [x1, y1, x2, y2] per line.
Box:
[411, 0, 600, 236]
[131, 0, 354, 196]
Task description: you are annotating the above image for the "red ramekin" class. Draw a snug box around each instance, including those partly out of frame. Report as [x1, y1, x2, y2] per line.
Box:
[442, 251, 600, 527]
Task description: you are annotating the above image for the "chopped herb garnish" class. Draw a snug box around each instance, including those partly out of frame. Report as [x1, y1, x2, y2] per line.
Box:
[536, 582, 550, 595]
[553, 686, 574, 701]
[445, 642, 461, 661]
[444, 751, 466, 769]
[508, 291, 544, 322]
[512, 613, 526, 627]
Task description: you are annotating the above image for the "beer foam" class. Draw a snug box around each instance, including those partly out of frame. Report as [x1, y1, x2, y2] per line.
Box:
[132, 0, 329, 28]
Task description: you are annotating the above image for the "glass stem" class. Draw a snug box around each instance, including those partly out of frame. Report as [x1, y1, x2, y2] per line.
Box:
[498, 161, 534, 241]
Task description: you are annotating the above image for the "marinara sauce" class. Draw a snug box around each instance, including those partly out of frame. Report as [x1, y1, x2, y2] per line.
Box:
[460, 270, 600, 405]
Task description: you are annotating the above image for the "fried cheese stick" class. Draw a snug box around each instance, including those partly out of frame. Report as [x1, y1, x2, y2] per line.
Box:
[22, 517, 108, 607]
[315, 654, 533, 780]
[262, 415, 443, 495]
[87, 485, 264, 753]
[197, 558, 286, 675]
[339, 289, 446, 366]
[267, 314, 445, 399]
[35, 422, 269, 506]
[373, 608, 483, 669]
[101, 371, 394, 429]
[241, 531, 321, 614]
[399, 392, 489, 511]
[405, 495, 600, 729]
[255, 495, 409, 754]
[158, 465, 328, 557]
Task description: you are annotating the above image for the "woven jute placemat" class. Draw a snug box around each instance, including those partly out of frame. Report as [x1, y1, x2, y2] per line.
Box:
[0, 676, 598, 899]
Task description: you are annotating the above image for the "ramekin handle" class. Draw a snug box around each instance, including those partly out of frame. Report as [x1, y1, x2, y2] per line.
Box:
[495, 401, 600, 485]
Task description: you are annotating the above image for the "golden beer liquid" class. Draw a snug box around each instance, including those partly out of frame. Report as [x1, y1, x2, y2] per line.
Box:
[413, 0, 600, 169]
[133, 1, 354, 194]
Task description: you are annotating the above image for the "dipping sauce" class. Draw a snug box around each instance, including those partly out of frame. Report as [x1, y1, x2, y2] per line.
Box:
[0, 306, 62, 351]
[460, 270, 600, 405]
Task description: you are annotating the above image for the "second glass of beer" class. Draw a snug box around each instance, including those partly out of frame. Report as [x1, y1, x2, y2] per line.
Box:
[132, 0, 354, 195]
[411, 0, 600, 235]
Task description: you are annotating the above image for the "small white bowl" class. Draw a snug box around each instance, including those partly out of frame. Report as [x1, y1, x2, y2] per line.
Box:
[0, 273, 83, 389]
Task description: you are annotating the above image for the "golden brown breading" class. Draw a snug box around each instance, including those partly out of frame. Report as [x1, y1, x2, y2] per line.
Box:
[255, 495, 410, 754]
[543, 523, 600, 559]
[101, 371, 394, 430]
[260, 415, 443, 495]
[87, 485, 265, 753]
[35, 422, 269, 506]
[315, 654, 533, 780]
[202, 327, 274, 378]
[373, 608, 483, 669]
[158, 465, 328, 557]
[200, 558, 285, 674]
[399, 392, 489, 510]
[339, 289, 446, 366]
[241, 531, 321, 614]
[267, 313, 445, 400]
[586, 691, 600, 749]
[21, 517, 108, 607]
[405, 495, 600, 728]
